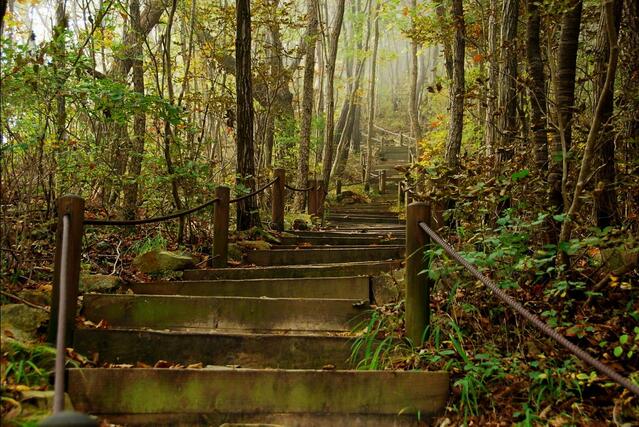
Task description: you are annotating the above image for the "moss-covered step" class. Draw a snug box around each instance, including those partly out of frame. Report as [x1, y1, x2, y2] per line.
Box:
[68, 368, 449, 425]
[279, 235, 405, 246]
[82, 294, 369, 332]
[74, 328, 355, 369]
[246, 246, 404, 266]
[127, 276, 369, 299]
[290, 230, 405, 238]
[183, 260, 401, 280]
[326, 215, 404, 224]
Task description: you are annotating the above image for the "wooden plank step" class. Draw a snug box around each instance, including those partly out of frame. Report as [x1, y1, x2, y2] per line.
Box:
[68, 368, 449, 425]
[290, 230, 405, 237]
[327, 215, 404, 224]
[279, 235, 404, 246]
[246, 246, 404, 266]
[183, 260, 401, 280]
[74, 329, 355, 369]
[82, 294, 369, 332]
[328, 223, 405, 230]
[127, 276, 369, 300]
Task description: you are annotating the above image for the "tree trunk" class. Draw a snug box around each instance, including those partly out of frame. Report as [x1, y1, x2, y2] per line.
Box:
[364, 1, 380, 190]
[123, 0, 146, 220]
[484, 0, 498, 156]
[320, 0, 346, 186]
[549, 0, 583, 214]
[294, 0, 319, 211]
[408, 0, 422, 143]
[559, 0, 620, 255]
[444, 0, 465, 170]
[525, 0, 548, 174]
[496, 0, 519, 161]
[592, 0, 623, 228]
[235, 0, 261, 230]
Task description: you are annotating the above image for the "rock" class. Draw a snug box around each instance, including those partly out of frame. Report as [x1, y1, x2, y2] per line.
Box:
[79, 274, 121, 293]
[133, 250, 196, 274]
[1, 304, 48, 342]
[292, 219, 309, 230]
[236, 240, 271, 251]
[17, 289, 51, 306]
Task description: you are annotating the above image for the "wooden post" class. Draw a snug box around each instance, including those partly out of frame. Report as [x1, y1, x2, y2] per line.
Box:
[405, 202, 431, 345]
[400, 132, 404, 147]
[336, 180, 342, 196]
[48, 195, 84, 346]
[398, 181, 404, 209]
[213, 186, 230, 268]
[378, 170, 386, 194]
[271, 168, 285, 231]
[316, 179, 325, 217]
[308, 179, 317, 215]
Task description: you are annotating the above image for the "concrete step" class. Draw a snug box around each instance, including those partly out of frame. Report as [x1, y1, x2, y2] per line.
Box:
[74, 328, 355, 369]
[279, 235, 404, 246]
[82, 294, 369, 332]
[68, 368, 449, 426]
[246, 246, 404, 266]
[184, 260, 401, 280]
[128, 276, 369, 300]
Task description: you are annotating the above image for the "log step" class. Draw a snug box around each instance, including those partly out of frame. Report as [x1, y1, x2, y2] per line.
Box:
[327, 215, 404, 224]
[68, 368, 449, 425]
[246, 246, 404, 266]
[128, 276, 369, 300]
[184, 260, 401, 280]
[74, 328, 355, 369]
[82, 294, 369, 332]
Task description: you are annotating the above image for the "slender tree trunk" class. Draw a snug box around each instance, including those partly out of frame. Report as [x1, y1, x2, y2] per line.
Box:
[444, 0, 465, 170]
[408, 0, 422, 143]
[525, 0, 548, 174]
[351, 103, 362, 153]
[484, 0, 498, 156]
[321, 0, 346, 186]
[294, 0, 319, 211]
[436, 3, 454, 80]
[124, 0, 146, 220]
[549, 0, 583, 215]
[364, 1, 380, 190]
[496, 0, 519, 162]
[592, 0, 623, 228]
[235, 0, 261, 230]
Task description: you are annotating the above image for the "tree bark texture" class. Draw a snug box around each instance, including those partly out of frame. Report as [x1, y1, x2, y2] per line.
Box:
[525, 0, 548, 174]
[592, 0, 623, 228]
[235, 0, 261, 230]
[497, 0, 519, 160]
[444, 0, 465, 170]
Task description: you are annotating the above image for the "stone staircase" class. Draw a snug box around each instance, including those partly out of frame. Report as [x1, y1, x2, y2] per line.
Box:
[67, 147, 448, 426]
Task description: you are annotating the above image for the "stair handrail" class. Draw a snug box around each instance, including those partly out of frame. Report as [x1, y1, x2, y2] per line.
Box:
[404, 201, 639, 397]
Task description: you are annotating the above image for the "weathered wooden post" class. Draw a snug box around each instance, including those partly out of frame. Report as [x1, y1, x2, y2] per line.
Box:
[336, 180, 342, 196]
[400, 132, 404, 147]
[398, 181, 404, 209]
[316, 179, 325, 217]
[405, 202, 431, 345]
[48, 195, 84, 346]
[272, 168, 285, 231]
[379, 170, 387, 194]
[308, 179, 317, 215]
[212, 186, 230, 268]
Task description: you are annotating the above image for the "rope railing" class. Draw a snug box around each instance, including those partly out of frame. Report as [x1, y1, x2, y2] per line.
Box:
[230, 178, 279, 204]
[84, 197, 221, 226]
[285, 183, 315, 192]
[412, 217, 639, 397]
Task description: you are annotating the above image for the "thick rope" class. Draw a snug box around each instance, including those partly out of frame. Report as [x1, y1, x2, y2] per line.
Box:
[418, 221, 639, 397]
